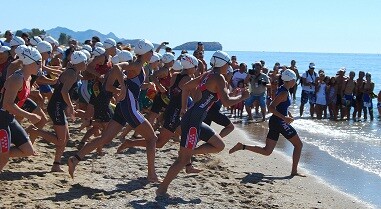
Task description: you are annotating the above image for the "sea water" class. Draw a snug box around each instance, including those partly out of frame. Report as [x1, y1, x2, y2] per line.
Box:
[174, 50, 381, 208]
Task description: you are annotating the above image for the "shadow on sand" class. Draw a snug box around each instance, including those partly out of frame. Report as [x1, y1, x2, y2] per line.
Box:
[241, 172, 293, 184]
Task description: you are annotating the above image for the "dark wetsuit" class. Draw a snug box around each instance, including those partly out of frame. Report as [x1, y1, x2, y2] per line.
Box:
[0, 71, 31, 153]
[203, 100, 231, 127]
[180, 72, 218, 149]
[267, 86, 297, 141]
[93, 74, 118, 122]
[162, 73, 188, 133]
[151, 71, 171, 114]
[47, 68, 77, 125]
[89, 55, 112, 105]
[113, 68, 146, 128]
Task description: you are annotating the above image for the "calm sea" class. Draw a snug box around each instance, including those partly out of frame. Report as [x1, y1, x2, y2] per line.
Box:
[174, 50, 381, 208]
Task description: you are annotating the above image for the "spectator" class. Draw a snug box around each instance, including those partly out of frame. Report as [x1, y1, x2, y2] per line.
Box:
[231, 56, 239, 69]
[300, 62, 317, 117]
[231, 63, 248, 88]
[2, 30, 13, 47]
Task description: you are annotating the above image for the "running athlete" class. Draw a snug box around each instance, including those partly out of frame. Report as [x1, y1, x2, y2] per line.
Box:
[30, 51, 88, 172]
[156, 50, 249, 196]
[229, 69, 305, 177]
[0, 46, 42, 171]
[68, 39, 160, 183]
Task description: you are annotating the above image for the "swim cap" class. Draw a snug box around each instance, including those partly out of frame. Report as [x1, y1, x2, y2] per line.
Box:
[81, 44, 92, 53]
[94, 42, 104, 48]
[55, 47, 65, 55]
[92, 47, 106, 57]
[181, 54, 198, 69]
[210, 50, 231, 68]
[44, 36, 57, 45]
[134, 39, 154, 55]
[0, 46, 11, 53]
[71, 51, 87, 65]
[15, 45, 28, 57]
[227, 65, 233, 74]
[149, 52, 160, 63]
[172, 60, 183, 71]
[19, 46, 42, 65]
[37, 41, 53, 53]
[80, 49, 91, 60]
[161, 52, 175, 64]
[112, 50, 133, 64]
[281, 69, 297, 81]
[29, 36, 42, 46]
[10, 36, 25, 47]
[103, 38, 116, 49]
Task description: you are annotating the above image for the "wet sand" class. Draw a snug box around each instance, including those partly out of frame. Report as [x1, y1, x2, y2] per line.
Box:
[0, 120, 372, 208]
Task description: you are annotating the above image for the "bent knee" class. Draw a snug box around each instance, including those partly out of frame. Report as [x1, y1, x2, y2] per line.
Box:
[263, 149, 273, 156]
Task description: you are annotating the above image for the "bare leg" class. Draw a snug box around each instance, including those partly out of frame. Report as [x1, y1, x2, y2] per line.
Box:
[0, 152, 10, 171]
[219, 123, 234, 138]
[245, 105, 252, 120]
[229, 138, 277, 156]
[193, 134, 225, 155]
[287, 135, 305, 176]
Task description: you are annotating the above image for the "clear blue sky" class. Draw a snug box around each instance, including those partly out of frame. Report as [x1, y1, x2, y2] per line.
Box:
[1, 0, 380, 53]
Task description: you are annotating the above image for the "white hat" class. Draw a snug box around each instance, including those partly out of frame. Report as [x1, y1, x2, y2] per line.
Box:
[111, 55, 119, 65]
[94, 42, 104, 48]
[37, 41, 53, 53]
[81, 44, 92, 53]
[15, 45, 28, 57]
[149, 52, 160, 63]
[172, 60, 183, 71]
[29, 36, 42, 46]
[181, 54, 198, 69]
[116, 48, 121, 54]
[44, 36, 57, 45]
[81, 49, 91, 60]
[0, 46, 11, 53]
[19, 46, 42, 65]
[55, 47, 64, 55]
[92, 47, 106, 57]
[281, 69, 297, 81]
[210, 50, 231, 68]
[111, 50, 133, 64]
[161, 53, 175, 64]
[10, 36, 25, 47]
[309, 62, 315, 69]
[134, 39, 154, 55]
[70, 51, 87, 65]
[103, 38, 116, 49]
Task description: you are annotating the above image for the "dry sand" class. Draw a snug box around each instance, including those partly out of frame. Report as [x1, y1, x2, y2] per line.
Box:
[0, 121, 373, 209]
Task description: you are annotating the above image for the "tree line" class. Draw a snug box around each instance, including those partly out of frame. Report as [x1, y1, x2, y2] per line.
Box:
[1, 28, 72, 45]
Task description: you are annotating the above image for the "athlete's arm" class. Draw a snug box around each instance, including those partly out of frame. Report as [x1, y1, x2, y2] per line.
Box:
[215, 74, 249, 107]
[60, 71, 77, 115]
[269, 91, 292, 123]
[86, 56, 103, 78]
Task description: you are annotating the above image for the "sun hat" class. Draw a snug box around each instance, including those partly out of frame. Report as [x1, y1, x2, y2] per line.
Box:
[134, 39, 154, 55]
[210, 50, 231, 68]
[309, 62, 315, 69]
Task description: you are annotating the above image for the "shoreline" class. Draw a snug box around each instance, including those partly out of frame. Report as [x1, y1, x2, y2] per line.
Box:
[0, 121, 373, 208]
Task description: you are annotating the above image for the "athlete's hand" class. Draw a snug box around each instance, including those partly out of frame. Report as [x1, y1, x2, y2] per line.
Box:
[67, 105, 76, 121]
[284, 116, 294, 124]
[241, 88, 250, 100]
[28, 113, 41, 124]
[116, 88, 126, 102]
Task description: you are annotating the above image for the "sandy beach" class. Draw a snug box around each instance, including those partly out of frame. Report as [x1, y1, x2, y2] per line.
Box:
[0, 120, 372, 209]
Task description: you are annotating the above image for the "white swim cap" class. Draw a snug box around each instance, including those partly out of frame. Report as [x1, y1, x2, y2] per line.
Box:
[149, 52, 161, 63]
[281, 69, 297, 81]
[37, 41, 53, 53]
[10, 36, 25, 47]
[116, 48, 121, 54]
[161, 53, 175, 64]
[29, 36, 42, 46]
[103, 38, 117, 49]
[80, 49, 91, 60]
[0, 46, 11, 53]
[172, 60, 183, 71]
[70, 51, 87, 65]
[111, 55, 119, 65]
[210, 50, 231, 68]
[227, 65, 233, 74]
[44, 36, 57, 45]
[134, 39, 154, 55]
[181, 54, 198, 69]
[94, 42, 104, 48]
[92, 47, 106, 57]
[81, 44, 92, 53]
[15, 45, 28, 57]
[19, 46, 42, 65]
[55, 47, 64, 55]
[112, 50, 133, 64]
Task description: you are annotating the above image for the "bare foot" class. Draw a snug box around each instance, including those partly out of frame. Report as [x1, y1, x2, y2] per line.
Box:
[229, 142, 243, 154]
[148, 174, 162, 183]
[291, 172, 307, 177]
[67, 157, 78, 179]
[156, 187, 169, 197]
[116, 140, 132, 154]
[51, 165, 64, 172]
[185, 164, 203, 174]
[96, 148, 106, 156]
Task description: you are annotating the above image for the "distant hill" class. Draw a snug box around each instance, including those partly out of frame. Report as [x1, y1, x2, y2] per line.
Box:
[173, 42, 222, 51]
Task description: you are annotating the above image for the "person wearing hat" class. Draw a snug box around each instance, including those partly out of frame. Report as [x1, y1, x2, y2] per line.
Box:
[156, 50, 250, 197]
[86, 38, 116, 78]
[244, 61, 270, 121]
[230, 69, 305, 177]
[0, 46, 12, 74]
[300, 62, 317, 117]
[30, 51, 88, 172]
[69, 39, 161, 183]
[0, 46, 43, 171]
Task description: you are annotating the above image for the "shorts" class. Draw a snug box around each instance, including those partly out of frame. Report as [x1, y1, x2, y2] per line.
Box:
[162, 101, 181, 133]
[94, 103, 113, 122]
[39, 84, 52, 93]
[245, 92, 266, 107]
[343, 94, 354, 107]
[21, 98, 38, 113]
[266, 116, 297, 141]
[363, 94, 373, 108]
[301, 90, 316, 105]
[204, 102, 231, 127]
[112, 89, 145, 128]
[47, 100, 67, 126]
[0, 110, 30, 153]
[377, 102, 381, 109]
[150, 93, 168, 114]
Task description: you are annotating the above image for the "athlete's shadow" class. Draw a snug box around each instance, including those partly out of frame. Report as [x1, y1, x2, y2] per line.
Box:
[0, 171, 49, 180]
[128, 195, 202, 209]
[241, 172, 293, 184]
